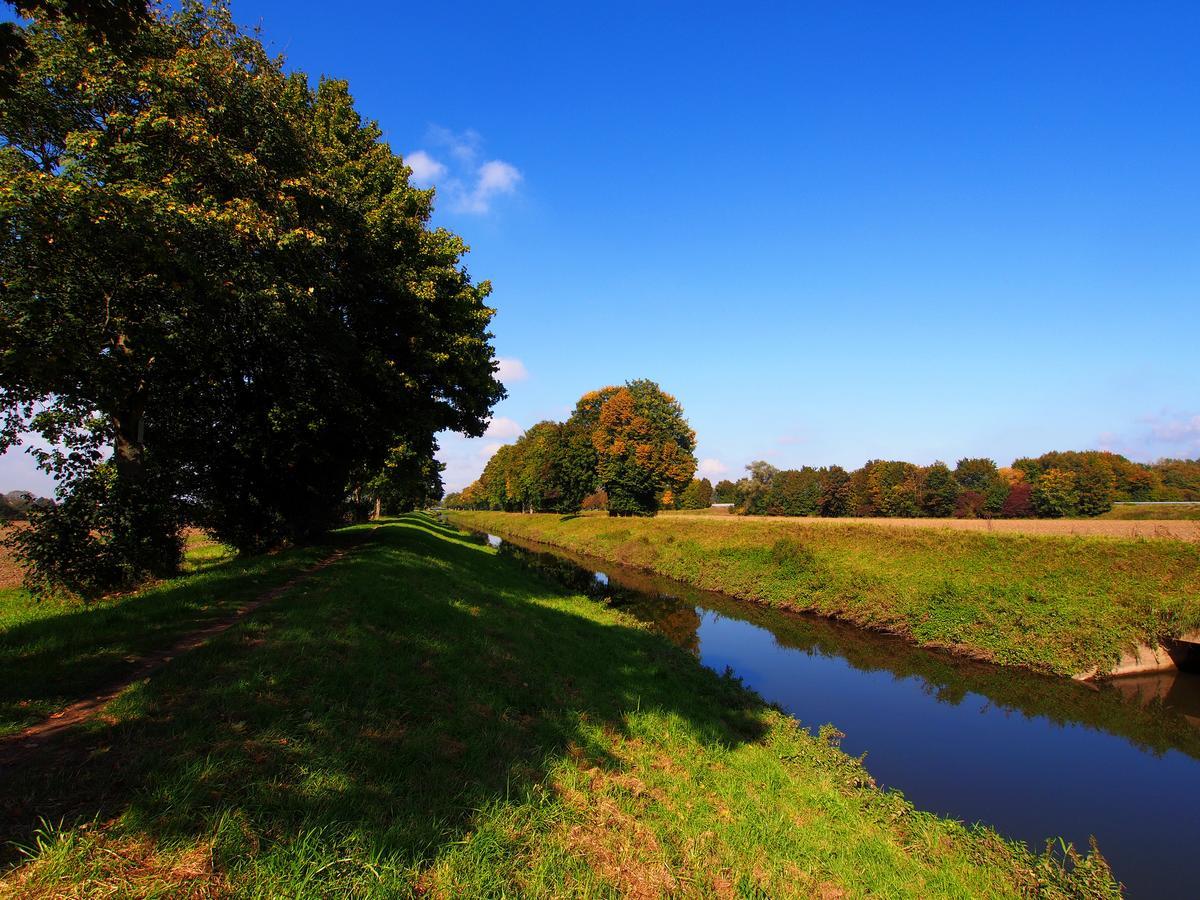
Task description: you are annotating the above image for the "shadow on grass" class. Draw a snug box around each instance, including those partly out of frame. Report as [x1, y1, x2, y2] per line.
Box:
[0, 530, 367, 736]
[0, 515, 765, 877]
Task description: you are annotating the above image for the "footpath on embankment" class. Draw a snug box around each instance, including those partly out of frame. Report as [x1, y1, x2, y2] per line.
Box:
[449, 511, 1200, 679]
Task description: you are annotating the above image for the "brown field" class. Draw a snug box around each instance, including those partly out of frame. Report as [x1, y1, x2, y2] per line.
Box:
[661, 511, 1200, 541]
[0, 527, 226, 590]
[0, 523, 24, 589]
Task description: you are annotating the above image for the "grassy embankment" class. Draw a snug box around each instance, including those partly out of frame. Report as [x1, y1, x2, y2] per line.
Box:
[1, 514, 1115, 897]
[449, 511, 1200, 677]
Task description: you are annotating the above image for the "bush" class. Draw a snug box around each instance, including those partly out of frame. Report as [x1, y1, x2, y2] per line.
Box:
[5, 465, 182, 600]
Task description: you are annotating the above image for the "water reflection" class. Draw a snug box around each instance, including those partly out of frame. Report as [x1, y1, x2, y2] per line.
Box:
[485, 531, 1200, 898]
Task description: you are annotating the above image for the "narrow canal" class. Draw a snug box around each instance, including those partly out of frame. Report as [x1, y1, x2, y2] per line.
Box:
[482, 530, 1200, 898]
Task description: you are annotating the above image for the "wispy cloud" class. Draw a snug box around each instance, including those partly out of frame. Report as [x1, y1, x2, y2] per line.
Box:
[405, 150, 446, 186]
[437, 417, 523, 492]
[1150, 414, 1200, 444]
[405, 127, 522, 215]
[496, 357, 529, 384]
[484, 416, 523, 440]
[1096, 411, 1200, 462]
[697, 458, 729, 480]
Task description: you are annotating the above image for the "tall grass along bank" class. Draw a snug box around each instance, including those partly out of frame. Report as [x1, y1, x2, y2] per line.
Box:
[449, 511, 1200, 677]
[1, 515, 1115, 897]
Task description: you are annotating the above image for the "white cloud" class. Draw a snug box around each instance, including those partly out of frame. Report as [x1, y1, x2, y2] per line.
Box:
[496, 357, 529, 384]
[405, 150, 446, 187]
[405, 127, 522, 215]
[454, 160, 522, 215]
[437, 418, 523, 492]
[484, 416, 523, 440]
[1093, 411, 1200, 463]
[697, 458, 729, 480]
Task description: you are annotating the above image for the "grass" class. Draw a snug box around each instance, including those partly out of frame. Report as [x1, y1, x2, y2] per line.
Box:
[1101, 504, 1200, 520]
[0, 514, 1116, 897]
[0, 531, 329, 737]
[449, 511, 1200, 677]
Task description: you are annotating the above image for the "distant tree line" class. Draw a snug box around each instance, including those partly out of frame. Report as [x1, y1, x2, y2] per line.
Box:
[0, 490, 53, 520]
[0, 2, 502, 597]
[443, 380, 697, 516]
[725, 452, 1200, 519]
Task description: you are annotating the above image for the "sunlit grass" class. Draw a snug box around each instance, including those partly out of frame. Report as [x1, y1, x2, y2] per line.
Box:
[450, 510, 1200, 676]
[1, 514, 1116, 897]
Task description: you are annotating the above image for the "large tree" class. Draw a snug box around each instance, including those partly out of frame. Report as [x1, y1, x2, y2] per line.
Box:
[0, 2, 502, 595]
[591, 380, 696, 516]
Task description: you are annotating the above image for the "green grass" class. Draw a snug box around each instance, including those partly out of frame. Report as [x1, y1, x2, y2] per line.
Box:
[0, 533, 329, 736]
[1100, 504, 1200, 520]
[449, 511, 1200, 677]
[2, 514, 1115, 897]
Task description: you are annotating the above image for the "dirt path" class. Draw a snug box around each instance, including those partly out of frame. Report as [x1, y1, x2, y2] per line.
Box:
[662, 513, 1200, 541]
[0, 546, 348, 769]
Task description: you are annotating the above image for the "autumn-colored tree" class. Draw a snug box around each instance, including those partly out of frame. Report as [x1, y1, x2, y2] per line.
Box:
[1032, 468, 1079, 518]
[1001, 482, 1033, 517]
[865, 460, 922, 517]
[1075, 458, 1116, 516]
[817, 466, 851, 517]
[955, 490, 986, 518]
[591, 380, 697, 516]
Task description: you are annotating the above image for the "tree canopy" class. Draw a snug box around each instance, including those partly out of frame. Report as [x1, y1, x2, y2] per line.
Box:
[449, 380, 697, 517]
[0, 1, 503, 595]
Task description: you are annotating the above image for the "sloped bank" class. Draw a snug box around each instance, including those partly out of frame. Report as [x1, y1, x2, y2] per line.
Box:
[448, 511, 1200, 678]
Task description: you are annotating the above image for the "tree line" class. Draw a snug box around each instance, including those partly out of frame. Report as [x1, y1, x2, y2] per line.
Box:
[713, 452, 1200, 519]
[443, 380, 697, 516]
[0, 1, 501, 597]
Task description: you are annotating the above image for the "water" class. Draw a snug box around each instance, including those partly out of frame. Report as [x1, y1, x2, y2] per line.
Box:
[483, 531, 1200, 897]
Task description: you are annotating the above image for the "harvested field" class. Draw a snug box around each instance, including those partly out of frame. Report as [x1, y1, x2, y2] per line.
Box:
[662, 511, 1200, 541]
[0, 523, 24, 590]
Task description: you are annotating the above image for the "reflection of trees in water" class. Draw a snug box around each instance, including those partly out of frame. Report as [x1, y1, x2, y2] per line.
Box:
[488, 530, 1200, 761]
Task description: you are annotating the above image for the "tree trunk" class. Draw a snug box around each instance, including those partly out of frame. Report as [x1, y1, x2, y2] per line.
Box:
[112, 404, 146, 484]
[373, 497, 382, 519]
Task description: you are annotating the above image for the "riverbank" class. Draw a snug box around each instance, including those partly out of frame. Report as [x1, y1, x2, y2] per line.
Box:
[448, 511, 1200, 677]
[1, 515, 1115, 897]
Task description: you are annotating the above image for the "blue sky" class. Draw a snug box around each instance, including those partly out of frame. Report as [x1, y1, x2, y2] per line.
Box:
[3, 1, 1199, 493]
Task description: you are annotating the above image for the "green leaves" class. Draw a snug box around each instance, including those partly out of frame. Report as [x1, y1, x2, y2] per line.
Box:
[0, 2, 502, 594]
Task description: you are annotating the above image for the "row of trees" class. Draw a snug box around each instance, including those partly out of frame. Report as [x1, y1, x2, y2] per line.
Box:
[0, 2, 501, 596]
[443, 380, 697, 516]
[727, 451, 1200, 519]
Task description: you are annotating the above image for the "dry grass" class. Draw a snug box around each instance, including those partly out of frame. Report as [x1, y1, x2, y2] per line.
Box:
[662, 512, 1200, 541]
